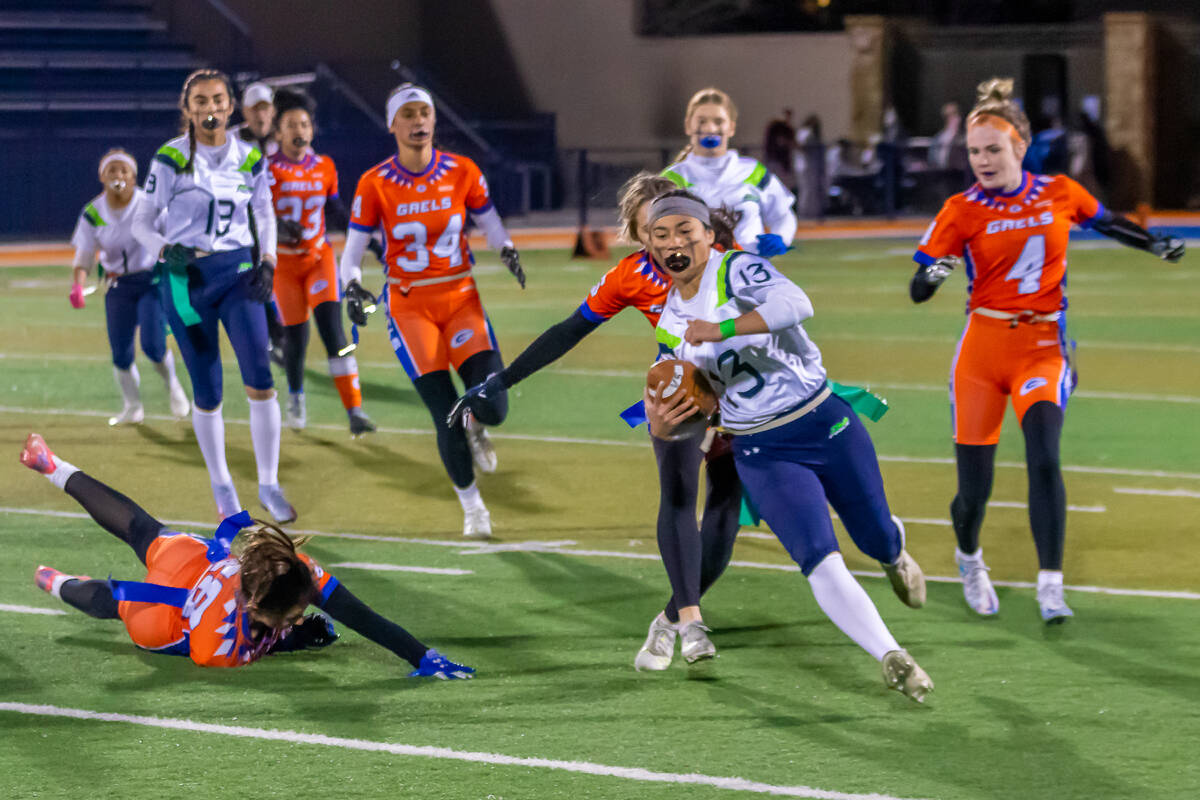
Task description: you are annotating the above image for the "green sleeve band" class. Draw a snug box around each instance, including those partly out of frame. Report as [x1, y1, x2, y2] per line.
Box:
[719, 319, 737, 340]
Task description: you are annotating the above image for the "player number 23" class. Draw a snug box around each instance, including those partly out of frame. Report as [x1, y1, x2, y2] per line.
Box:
[1004, 234, 1045, 294]
[390, 213, 464, 272]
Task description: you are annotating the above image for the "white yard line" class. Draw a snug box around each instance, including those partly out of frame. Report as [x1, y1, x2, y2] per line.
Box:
[987, 501, 1106, 513]
[1113, 487, 1200, 499]
[0, 703, 928, 800]
[0, 603, 66, 616]
[329, 563, 473, 576]
[3, 403, 1199, 480]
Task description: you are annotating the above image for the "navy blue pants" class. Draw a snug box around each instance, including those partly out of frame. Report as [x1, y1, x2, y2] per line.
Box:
[105, 270, 166, 369]
[158, 247, 271, 410]
[733, 392, 902, 575]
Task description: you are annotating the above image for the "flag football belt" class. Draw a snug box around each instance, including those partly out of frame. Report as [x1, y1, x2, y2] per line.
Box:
[386, 267, 472, 295]
[973, 307, 1060, 327]
[723, 383, 832, 436]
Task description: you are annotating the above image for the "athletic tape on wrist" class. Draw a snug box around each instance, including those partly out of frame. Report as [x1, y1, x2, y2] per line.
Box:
[719, 318, 737, 340]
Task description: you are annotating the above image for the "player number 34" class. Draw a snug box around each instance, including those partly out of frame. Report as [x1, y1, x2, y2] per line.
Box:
[390, 213, 464, 272]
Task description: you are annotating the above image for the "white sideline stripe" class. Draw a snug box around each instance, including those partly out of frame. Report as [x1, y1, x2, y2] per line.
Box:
[329, 563, 473, 576]
[0, 703, 925, 800]
[457, 540, 578, 554]
[1114, 487, 1200, 499]
[987, 500, 1107, 513]
[3, 403, 1200, 480]
[2, 505, 1195, 602]
[0, 603, 67, 616]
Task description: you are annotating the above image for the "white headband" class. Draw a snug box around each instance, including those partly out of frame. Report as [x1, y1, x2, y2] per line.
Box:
[99, 152, 137, 176]
[386, 86, 434, 127]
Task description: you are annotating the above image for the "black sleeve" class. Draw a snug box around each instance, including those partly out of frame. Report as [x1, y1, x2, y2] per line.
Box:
[319, 583, 428, 666]
[909, 265, 940, 304]
[325, 194, 351, 232]
[1088, 209, 1157, 252]
[498, 308, 602, 388]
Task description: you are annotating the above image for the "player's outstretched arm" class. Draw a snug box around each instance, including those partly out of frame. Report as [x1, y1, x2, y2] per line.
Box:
[1089, 210, 1185, 262]
[319, 583, 473, 678]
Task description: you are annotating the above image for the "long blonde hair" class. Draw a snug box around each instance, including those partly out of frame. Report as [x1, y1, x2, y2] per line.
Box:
[673, 87, 739, 163]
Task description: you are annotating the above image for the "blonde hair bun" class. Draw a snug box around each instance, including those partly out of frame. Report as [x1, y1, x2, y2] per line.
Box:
[976, 78, 1015, 104]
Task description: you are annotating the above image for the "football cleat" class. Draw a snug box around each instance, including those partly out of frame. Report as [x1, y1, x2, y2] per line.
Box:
[883, 550, 927, 608]
[168, 382, 190, 419]
[285, 393, 307, 431]
[348, 409, 376, 437]
[634, 614, 678, 672]
[410, 648, 474, 679]
[882, 649, 934, 703]
[463, 506, 492, 539]
[463, 413, 497, 473]
[956, 550, 1000, 616]
[1037, 582, 1074, 625]
[35, 565, 89, 598]
[108, 404, 145, 426]
[19, 433, 56, 474]
[212, 482, 242, 520]
[258, 483, 297, 524]
[679, 620, 716, 664]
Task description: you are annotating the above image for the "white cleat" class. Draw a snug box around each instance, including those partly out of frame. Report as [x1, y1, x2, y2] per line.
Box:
[168, 383, 190, 418]
[634, 614, 677, 672]
[258, 483, 297, 524]
[1037, 582, 1074, 625]
[882, 649, 934, 703]
[463, 506, 492, 539]
[956, 550, 1000, 616]
[884, 549, 927, 608]
[679, 620, 716, 664]
[212, 482, 242, 520]
[285, 392, 307, 430]
[464, 413, 497, 473]
[108, 404, 145, 426]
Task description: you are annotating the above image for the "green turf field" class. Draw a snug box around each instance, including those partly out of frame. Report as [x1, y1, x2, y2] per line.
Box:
[2, 240, 1198, 799]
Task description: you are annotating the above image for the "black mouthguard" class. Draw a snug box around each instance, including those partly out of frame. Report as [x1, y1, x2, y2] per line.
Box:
[664, 252, 691, 272]
[201, 115, 220, 131]
[292, 137, 308, 149]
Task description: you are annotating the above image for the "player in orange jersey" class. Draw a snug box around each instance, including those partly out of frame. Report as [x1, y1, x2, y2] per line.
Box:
[339, 83, 525, 538]
[452, 173, 744, 671]
[22, 433, 473, 677]
[268, 89, 375, 436]
[911, 78, 1184, 624]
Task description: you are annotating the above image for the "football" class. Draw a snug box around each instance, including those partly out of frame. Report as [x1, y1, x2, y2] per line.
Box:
[646, 359, 720, 424]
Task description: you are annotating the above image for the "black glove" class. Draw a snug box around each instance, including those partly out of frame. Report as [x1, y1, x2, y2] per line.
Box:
[271, 613, 340, 653]
[447, 373, 506, 427]
[367, 237, 385, 261]
[501, 245, 525, 289]
[1150, 235, 1185, 263]
[277, 217, 304, 246]
[161, 243, 196, 273]
[246, 259, 275, 303]
[344, 280, 377, 327]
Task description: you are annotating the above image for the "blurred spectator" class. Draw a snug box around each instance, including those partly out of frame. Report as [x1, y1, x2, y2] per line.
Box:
[928, 102, 966, 170]
[763, 108, 796, 191]
[1070, 95, 1110, 200]
[1024, 108, 1069, 175]
[793, 114, 824, 218]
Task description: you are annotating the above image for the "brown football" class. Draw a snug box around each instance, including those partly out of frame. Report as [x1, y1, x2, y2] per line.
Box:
[646, 359, 720, 421]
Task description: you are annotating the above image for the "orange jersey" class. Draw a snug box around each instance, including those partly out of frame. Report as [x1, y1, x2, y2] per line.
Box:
[349, 150, 492, 281]
[915, 173, 1103, 315]
[580, 249, 671, 327]
[182, 552, 337, 668]
[268, 151, 339, 253]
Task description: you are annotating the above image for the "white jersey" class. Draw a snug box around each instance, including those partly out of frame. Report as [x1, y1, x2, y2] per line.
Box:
[655, 249, 826, 432]
[663, 150, 797, 253]
[70, 189, 160, 275]
[133, 133, 276, 258]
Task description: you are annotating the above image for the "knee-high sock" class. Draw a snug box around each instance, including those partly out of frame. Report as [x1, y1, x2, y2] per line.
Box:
[808, 552, 901, 661]
[329, 354, 363, 411]
[192, 405, 233, 486]
[113, 364, 141, 408]
[150, 349, 181, 389]
[248, 394, 282, 486]
[60, 578, 120, 619]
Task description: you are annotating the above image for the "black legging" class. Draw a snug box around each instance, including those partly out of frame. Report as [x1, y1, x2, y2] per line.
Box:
[412, 349, 508, 488]
[652, 434, 742, 623]
[282, 300, 350, 394]
[950, 400, 1065, 570]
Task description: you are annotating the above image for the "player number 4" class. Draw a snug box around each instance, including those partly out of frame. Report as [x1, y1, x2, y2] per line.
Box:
[1005, 234, 1045, 294]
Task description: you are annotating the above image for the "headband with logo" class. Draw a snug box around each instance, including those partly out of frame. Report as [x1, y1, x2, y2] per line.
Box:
[386, 86, 434, 127]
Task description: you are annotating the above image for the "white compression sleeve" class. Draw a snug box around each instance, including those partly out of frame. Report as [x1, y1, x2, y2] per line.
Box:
[807, 552, 901, 661]
[472, 206, 513, 251]
[339, 228, 371, 287]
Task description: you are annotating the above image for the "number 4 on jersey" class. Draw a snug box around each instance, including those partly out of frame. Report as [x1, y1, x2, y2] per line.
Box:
[1005, 234, 1045, 294]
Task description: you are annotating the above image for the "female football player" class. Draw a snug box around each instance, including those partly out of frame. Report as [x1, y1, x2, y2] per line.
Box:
[268, 88, 374, 436]
[662, 87, 797, 256]
[339, 83, 524, 538]
[647, 190, 932, 702]
[22, 433, 472, 678]
[910, 78, 1184, 623]
[452, 173, 742, 670]
[70, 148, 190, 425]
[132, 69, 295, 524]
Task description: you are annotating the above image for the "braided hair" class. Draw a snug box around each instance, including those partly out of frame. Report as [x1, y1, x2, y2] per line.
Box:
[178, 68, 236, 172]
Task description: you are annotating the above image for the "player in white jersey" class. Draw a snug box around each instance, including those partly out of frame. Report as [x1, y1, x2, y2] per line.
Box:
[662, 87, 797, 257]
[70, 148, 190, 425]
[646, 190, 932, 702]
[132, 68, 294, 525]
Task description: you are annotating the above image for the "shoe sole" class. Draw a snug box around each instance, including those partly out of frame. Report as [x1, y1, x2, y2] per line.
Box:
[634, 653, 672, 671]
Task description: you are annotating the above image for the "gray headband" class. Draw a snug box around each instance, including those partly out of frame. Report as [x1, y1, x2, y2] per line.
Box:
[648, 195, 711, 228]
